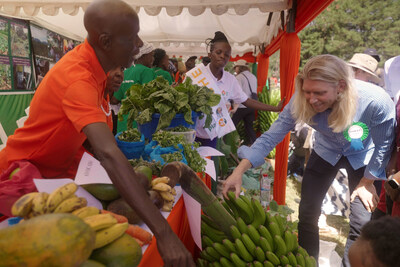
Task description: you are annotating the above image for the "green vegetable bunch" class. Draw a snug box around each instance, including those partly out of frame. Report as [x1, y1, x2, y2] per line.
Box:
[119, 76, 221, 132]
[152, 130, 206, 173]
[166, 125, 193, 132]
[117, 128, 142, 142]
[152, 131, 186, 148]
[161, 151, 183, 163]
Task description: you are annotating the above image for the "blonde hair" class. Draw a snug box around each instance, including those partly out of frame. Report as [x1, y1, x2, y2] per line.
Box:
[291, 55, 358, 133]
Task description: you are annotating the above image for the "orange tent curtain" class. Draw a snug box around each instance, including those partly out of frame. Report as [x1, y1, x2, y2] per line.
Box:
[230, 52, 257, 63]
[256, 54, 270, 94]
[273, 33, 301, 205]
[260, 0, 334, 205]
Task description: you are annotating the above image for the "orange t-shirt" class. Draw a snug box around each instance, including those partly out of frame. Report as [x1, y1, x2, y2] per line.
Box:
[0, 39, 111, 178]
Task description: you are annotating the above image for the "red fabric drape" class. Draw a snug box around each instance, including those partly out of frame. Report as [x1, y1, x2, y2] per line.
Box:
[138, 197, 196, 267]
[230, 52, 257, 63]
[263, 0, 335, 57]
[256, 54, 270, 94]
[273, 33, 301, 205]
[260, 0, 334, 205]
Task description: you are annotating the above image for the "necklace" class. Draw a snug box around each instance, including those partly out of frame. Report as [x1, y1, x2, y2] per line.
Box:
[101, 101, 111, 116]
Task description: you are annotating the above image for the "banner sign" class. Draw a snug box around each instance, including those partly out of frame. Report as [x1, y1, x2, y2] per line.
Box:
[0, 93, 33, 147]
[0, 55, 11, 90]
[30, 24, 80, 87]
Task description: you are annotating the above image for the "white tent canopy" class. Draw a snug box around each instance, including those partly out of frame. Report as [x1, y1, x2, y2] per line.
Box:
[0, 0, 291, 58]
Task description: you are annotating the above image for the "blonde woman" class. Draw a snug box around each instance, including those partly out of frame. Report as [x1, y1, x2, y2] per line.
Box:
[223, 54, 396, 266]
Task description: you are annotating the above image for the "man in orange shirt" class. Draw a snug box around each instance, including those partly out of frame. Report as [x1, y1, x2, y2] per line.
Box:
[0, 0, 194, 266]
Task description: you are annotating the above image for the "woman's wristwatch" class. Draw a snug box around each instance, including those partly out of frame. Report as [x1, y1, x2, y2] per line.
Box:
[388, 175, 400, 189]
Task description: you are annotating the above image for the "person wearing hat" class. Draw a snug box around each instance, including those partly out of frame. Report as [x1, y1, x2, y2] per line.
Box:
[185, 56, 197, 71]
[363, 48, 381, 63]
[111, 41, 156, 132]
[232, 59, 258, 145]
[348, 53, 380, 84]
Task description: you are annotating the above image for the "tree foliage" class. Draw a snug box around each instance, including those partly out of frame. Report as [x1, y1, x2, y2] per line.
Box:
[298, 0, 400, 67]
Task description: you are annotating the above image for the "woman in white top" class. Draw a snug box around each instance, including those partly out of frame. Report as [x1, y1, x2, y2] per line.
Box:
[194, 31, 283, 148]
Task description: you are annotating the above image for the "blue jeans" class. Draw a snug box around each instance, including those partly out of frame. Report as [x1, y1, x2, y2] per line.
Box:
[298, 151, 372, 267]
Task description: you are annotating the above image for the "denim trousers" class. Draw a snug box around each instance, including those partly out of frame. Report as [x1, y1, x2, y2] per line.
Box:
[298, 151, 372, 267]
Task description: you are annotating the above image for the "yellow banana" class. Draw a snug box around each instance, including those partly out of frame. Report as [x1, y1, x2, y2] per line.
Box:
[94, 222, 129, 249]
[31, 192, 49, 216]
[159, 191, 175, 202]
[11, 192, 39, 217]
[161, 200, 174, 212]
[46, 183, 78, 212]
[53, 196, 87, 213]
[171, 187, 177, 196]
[151, 176, 170, 187]
[72, 206, 100, 219]
[83, 213, 118, 231]
[152, 182, 172, 192]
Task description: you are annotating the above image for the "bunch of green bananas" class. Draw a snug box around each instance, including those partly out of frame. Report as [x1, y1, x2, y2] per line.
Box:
[257, 87, 280, 135]
[198, 192, 316, 267]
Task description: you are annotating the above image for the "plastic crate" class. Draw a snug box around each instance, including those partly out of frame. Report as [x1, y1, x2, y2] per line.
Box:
[115, 132, 145, 159]
[138, 111, 199, 140]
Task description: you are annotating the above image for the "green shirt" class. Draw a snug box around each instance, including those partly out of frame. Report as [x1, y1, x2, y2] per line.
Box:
[114, 63, 155, 101]
[153, 67, 174, 85]
[115, 64, 155, 133]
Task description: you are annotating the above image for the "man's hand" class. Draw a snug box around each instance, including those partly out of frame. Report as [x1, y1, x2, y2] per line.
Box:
[350, 177, 379, 212]
[157, 229, 195, 267]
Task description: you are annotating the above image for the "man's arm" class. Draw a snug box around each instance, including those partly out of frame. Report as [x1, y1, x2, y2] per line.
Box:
[83, 122, 194, 267]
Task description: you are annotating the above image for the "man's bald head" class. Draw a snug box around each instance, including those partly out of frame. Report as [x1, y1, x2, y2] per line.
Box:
[84, 0, 137, 36]
[84, 0, 142, 70]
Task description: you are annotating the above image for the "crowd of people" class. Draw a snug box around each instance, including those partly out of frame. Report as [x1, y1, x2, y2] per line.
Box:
[1, 0, 400, 266]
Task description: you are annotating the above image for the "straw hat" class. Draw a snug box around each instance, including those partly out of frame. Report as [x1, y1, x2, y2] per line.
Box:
[348, 53, 378, 78]
[234, 59, 247, 67]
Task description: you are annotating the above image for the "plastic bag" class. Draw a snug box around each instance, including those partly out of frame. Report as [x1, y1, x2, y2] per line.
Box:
[0, 160, 42, 217]
[149, 144, 188, 165]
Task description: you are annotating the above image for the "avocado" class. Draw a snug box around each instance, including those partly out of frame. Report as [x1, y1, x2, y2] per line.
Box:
[81, 184, 120, 202]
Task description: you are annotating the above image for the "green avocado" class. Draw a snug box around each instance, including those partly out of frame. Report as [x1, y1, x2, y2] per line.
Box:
[81, 184, 121, 201]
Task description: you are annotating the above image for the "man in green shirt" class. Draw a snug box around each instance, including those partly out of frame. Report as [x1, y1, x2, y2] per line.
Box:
[152, 48, 174, 85]
[112, 41, 155, 132]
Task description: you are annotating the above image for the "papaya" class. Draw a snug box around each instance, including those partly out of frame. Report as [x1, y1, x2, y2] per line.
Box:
[80, 259, 106, 267]
[0, 213, 95, 267]
[90, 233, 142, 267]
[81, 184, 121, 201]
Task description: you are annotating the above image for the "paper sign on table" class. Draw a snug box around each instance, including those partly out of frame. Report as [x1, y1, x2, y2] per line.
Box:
[204, 158, 216, 181]
[74, 152, 112, 185]
[182, 190, 202, 250]
[197, 146, 224, 157]
[33, 178, 103, 210]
